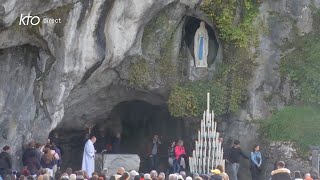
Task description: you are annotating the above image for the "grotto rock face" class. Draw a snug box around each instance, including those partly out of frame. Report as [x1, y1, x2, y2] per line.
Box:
[248, 0, 318, 120]
[0, 0, 209, 168]
[222, 0, 320, 179]
[0, 0, 319, 177]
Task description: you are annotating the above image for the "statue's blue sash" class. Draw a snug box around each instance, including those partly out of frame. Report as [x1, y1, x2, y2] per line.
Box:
[198, 36, 204, 61]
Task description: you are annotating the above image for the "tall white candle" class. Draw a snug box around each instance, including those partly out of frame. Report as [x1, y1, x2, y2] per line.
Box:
[214, 121, 217, 133]
[212, 121, 215, 138]
[207, 92, 210, 112]
[203, 157, 206, 173]
[204, 138, 207, 159]
[189, 157, 192, 173]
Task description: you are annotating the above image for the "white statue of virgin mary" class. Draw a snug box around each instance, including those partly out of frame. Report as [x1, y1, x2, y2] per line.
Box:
[194, 21, 209, 68]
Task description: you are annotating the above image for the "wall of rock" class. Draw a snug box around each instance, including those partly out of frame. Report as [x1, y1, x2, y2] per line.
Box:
[0, 0, 319, 179]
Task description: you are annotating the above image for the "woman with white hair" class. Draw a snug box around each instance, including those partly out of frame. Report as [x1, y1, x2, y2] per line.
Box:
[305, 173, 313, 180]
[168, 174, 178, 180]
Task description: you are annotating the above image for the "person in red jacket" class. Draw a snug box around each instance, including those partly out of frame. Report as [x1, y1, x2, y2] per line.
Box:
[174, 140, 186, 173]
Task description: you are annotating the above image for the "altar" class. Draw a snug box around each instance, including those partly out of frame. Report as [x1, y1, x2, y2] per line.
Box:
[95, 154, 141, 176]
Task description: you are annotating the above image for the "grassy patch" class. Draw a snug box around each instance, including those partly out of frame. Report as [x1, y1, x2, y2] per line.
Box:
[262, 106, 320, 153]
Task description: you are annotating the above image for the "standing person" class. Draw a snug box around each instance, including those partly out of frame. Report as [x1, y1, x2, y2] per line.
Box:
[174, 140, 186, 173]
[250, 145, 262, 180]
[82, 135, 97, 178]
[168, 141, 176, 174]
[270, 161, 291, 180]
[227, 140, 248, 180]
[305, 173, 314, 180]
[293, 171, 303, 180]
[111, 132, 121, 154]
[210, 169, 222, 180]
[0, 146, 12, 179]
[216, 165, 229, 180]
[40, 147, 56, 177]
[148, 135, 161, 171]
[35, 143, 44, 163]
[96, 130, 107, 153]
[49, 144, 60, 177]
[22, 142, 41, 176]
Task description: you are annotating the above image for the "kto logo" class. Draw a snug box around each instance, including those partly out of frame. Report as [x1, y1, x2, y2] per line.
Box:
[19, 14, 41, 26]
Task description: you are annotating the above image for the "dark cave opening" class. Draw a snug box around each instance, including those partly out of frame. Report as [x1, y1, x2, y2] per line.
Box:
[49, 100, 187, 172]
[184, 16, 219, 67]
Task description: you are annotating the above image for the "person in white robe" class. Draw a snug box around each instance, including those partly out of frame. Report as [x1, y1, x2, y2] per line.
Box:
[82, 136, 97, 178]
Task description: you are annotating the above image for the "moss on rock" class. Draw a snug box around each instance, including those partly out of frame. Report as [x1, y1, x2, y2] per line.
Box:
[262, 106, 320, 154]
[128, 57, 152, 88]
[201, 0, 261, 47]
[280, 33, 320, 105]
[168, 45, 256, 117]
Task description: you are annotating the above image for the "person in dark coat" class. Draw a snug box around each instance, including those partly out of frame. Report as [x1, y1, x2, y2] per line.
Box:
[209, 169, 222, 180]
[22, 142, 41, 175]
[0, 146, 12, 178]
[147, 135, 161, 171]
[226, 140, 249, 180]
[270, 161, 291, 180]
[111, 132, 121, 154]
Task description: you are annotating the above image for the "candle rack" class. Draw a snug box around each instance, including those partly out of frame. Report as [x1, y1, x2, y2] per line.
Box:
[189, 92, 225, 174]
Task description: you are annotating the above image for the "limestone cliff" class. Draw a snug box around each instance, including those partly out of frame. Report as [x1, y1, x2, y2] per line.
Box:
[0, 0, 319, 179]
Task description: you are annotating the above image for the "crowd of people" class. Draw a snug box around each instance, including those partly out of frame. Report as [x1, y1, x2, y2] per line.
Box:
[0, 136, 320, 180]
[0, 140, 63, 180]
[224, 140, 320, 180]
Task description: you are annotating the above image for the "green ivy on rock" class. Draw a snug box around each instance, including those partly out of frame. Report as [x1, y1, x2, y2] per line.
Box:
[128, 58, 151, 87]
[168, 81, 228, 117]
[262, 106, 320, 154]
[280, 34, 320, 104]
[168, 46, 256, 118]
[201, 0, 260, 47]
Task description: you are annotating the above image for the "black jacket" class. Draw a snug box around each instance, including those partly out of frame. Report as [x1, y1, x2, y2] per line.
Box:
[0, 151, 12, 170]
[228, 147, 248, 163]
[22, 148, 40, 165]
[111, 137, 121, 153]
[168, 147, 175, 158]
[270, 168, 291, 180]
[209, 174, 222, 180]
[22, 148, 41, 174]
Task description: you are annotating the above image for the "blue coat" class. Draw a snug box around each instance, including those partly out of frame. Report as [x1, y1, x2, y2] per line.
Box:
[250, 151, 262, 167]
